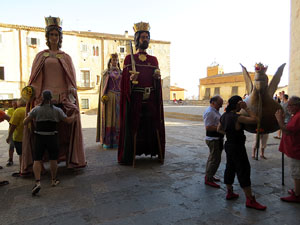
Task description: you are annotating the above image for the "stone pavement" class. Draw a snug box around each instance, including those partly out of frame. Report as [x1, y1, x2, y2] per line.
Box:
[163, 105, 224, 121]
[0, 106, 299, 225]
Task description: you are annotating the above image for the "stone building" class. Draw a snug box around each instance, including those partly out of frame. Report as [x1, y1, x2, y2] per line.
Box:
[199, 64, 273, 100]
[0, 23, 170, 111]
[170, 86, 185, 100]
[289, 0, 300, 96]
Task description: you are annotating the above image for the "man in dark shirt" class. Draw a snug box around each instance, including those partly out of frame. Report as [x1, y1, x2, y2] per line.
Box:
[24, 90, 75, 195]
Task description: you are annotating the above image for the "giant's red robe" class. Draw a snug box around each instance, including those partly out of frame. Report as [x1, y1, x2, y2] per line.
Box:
[118, 52, 165, 164]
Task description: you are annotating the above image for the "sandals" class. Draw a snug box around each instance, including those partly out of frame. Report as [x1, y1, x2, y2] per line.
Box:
[6, 161, 13, 167]
[32, 183, 41, 195]
[12, 172, 21, 177]
[0, 180, 9, 186]
[51, 179, 60, 187]
[274, 136, 281, 139]
[260, 155, 267, 160]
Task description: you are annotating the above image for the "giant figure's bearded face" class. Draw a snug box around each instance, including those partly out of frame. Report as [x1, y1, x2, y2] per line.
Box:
[134, 31, 150, 50]
[139, 32, 149, 50]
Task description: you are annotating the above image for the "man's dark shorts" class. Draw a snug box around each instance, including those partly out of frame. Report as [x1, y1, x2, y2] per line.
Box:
[34, 134, 59, 161]
[13, 141, 22, 155]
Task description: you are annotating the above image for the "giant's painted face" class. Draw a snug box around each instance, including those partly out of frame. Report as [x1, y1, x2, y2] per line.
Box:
[254, 63, 268, 93]
[49, 30, 59, 46]
[138, 32, 150, 50]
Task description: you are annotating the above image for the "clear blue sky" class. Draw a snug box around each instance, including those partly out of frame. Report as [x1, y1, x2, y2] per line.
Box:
[0, 0, 291, 98]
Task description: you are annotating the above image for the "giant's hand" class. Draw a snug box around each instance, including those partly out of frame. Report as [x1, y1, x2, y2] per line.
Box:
[153, 69, 161, 79]
[69, 87, 77, 97]
[68, 87, 77, 104]
[129, 71, 140, 84]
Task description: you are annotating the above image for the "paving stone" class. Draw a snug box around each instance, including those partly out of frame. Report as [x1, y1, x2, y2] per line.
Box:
[0, 107, 299, 225]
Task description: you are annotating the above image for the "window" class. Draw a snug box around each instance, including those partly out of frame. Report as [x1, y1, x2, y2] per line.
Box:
[96, 46, 99, 56]
[80, 70, 90, 87]
[0, 66, 4, 80]
[31, 38, 37, 45]
[204, 88, 210, 100]
[81, 99, 89, 109]
[118, 46, 125, 54]
[214, 87, 220, 95]
[26, 37, 39, 46]
[231, 86, 238, 96]
[147, 49, 153, 55]
[81, 44, 88, 52]
[96, 75, 100, 85]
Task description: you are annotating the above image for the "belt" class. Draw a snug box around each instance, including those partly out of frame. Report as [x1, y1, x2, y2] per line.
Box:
[132, 87, 155, 93]
[132, 87, 155, 100]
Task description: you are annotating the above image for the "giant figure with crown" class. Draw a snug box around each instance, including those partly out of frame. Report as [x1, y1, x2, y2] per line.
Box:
[118, 22, 165, 166]
[21, 16, 86, 174]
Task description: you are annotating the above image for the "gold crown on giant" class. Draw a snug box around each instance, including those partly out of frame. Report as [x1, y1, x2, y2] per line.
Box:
[45, 16, 62, 27]
[133, 22, 150, 33]
[110, 53, 118, 59]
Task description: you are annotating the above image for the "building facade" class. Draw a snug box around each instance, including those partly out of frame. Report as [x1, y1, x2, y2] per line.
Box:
[289, 0, 300, 96]
[0, 23, 171, 111]
[170, 86, 185, 100]
[199, 65, 273, 101]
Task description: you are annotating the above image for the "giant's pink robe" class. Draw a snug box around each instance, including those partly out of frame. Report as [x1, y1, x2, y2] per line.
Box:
[21, 49, 86, 174]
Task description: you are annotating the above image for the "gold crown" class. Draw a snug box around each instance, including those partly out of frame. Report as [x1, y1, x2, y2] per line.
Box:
[110, 53, 118, 59]
[45, 16, 62, 27]
[133, 22, 150, 33]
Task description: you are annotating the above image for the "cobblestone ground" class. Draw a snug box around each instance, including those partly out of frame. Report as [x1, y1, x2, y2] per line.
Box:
[0, 108, 299, 225]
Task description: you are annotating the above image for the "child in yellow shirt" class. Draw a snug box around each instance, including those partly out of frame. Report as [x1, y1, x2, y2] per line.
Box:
[6, 99, 26, 177]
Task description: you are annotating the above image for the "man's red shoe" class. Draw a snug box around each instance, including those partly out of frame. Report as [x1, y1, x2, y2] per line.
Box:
[280, 193, 300, 203]
[205, 176, 220, 188]
[246, 196, 267, 210]
[226, 189, 239, 200]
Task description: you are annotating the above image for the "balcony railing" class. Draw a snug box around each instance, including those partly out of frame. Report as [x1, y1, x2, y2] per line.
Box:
[77, 81, 95, 89]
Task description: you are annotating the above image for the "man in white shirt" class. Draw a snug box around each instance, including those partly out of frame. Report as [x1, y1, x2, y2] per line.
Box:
[203, 96, 224, 188]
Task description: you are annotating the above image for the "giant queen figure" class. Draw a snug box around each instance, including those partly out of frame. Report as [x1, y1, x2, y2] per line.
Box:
[21, 16, 86, 174]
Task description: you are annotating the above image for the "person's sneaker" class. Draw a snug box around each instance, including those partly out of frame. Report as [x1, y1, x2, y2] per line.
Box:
[246, 196, 267, 210]
[280, 193, 300, 203]
[32, 183, 41, 196]
[6, 160, 13, 167]
[205, 176, 220, 188]
[51, 179, 60, 187]
[226, 189, 239, 200]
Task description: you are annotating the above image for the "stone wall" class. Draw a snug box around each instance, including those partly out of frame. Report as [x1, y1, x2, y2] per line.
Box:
[289, 0, 300, 96]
